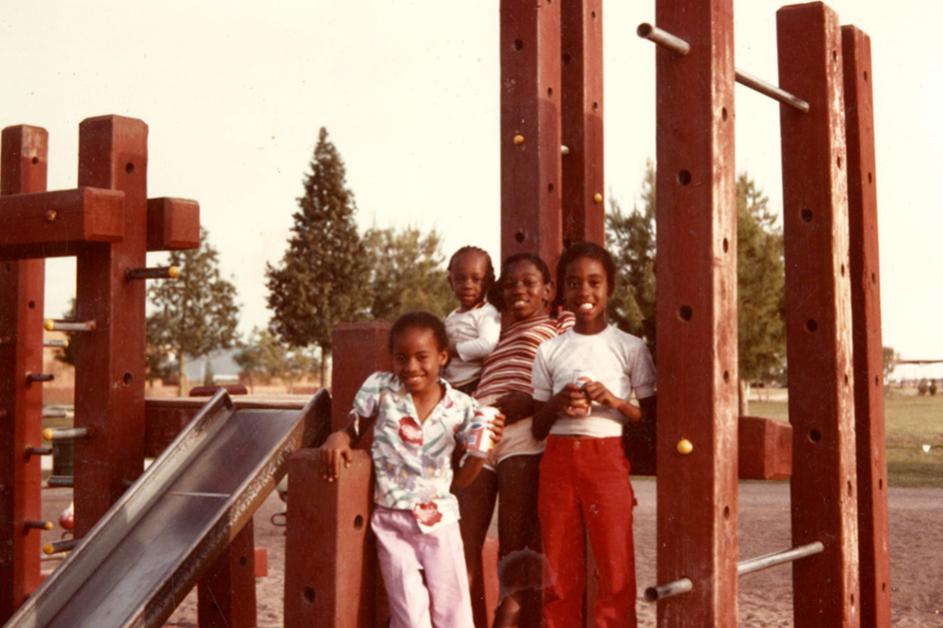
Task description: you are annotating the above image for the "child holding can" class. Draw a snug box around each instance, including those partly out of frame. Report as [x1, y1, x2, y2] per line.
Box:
[457, 252, 573, 627]
[443, 246, 501, 393]
[320, 311, 504, 628]
[531, 242, 656, 627]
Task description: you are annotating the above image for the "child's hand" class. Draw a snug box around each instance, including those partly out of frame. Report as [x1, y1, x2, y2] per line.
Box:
[489, 412, 506, 445]
[583, 381, 641, 422]
[494, 392, 534, 424]
[555, 383, 591, 417]
[319, 431, 353, 482]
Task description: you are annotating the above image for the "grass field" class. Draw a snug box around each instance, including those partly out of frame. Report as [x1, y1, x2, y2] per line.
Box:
[750, 392, 943, 488]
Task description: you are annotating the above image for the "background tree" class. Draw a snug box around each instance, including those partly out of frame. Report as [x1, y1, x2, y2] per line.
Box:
[882, 346, 898, 385]
[606, 166, 786, 413]
[147, 227, 241, 394]
[363, 226, 453, 320]
[266, 127, 370, 387]
[235, 327, 320, 392]
[606, 161, 657, 348]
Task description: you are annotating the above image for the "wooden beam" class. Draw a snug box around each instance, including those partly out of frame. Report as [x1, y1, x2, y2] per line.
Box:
[146, 197, 200, 251]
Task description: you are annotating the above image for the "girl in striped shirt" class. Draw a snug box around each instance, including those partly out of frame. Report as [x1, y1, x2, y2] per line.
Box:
[457, 252, 573, 627]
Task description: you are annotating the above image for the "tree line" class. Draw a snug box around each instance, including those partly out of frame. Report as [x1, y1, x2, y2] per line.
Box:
[56, 128, 795, 396]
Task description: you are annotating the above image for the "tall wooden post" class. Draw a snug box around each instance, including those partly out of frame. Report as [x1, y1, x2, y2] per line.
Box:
[842, 24, 891, 628]
[560, 0, 604, 247]
[777, 3, 861, 626]
[500, 0, 563, 265]
[653, 0, 738, 625]
[0, 126, 47, 621]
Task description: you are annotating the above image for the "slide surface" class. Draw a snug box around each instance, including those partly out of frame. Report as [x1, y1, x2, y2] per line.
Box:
[5, 389, 329, 628]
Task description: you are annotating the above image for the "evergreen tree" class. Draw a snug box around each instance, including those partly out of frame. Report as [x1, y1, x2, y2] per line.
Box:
[147, 227, 241, 394]
[363, 226, 453, 320]
[266, 127, 369, 386]
[235, 327, 321, 391]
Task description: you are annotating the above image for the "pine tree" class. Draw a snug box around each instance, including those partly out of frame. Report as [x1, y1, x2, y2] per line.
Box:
[147, 227, 241, 394]
[266, 127, 370, 386]
[363, 226, 453, 320]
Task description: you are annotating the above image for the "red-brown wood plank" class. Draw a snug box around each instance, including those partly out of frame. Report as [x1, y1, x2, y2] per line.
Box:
[500, 0, 563, 265]
[777, 4, 860, 626]
[0, 187, 124, 259]
[73, 115, 149, 537]
[198, 520, 258, 628]
[146, 197, 200, 251]
[560, 0, 604, 247]
[0, 125, 47, 622]
[330, 322, 392, 432]
[284, 449, 376, 628]
[842, 23, 891, 628]
[653, 0, 738, 625]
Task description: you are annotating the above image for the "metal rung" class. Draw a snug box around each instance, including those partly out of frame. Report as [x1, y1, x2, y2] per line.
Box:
[43, 538, 78, 555]
[42, 427, 90, 441]
[125, 265, 180, 281]
[44, 319, 96, 333]
[636, 22, 810, 113]
[43, 338, 69, 349]
[26, 372, 54, 383]
[46, 475, 74, 488]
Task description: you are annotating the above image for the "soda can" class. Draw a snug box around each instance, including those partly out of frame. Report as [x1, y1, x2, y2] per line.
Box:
[466, 406, 499, 458]
[571, 369, 597, 388]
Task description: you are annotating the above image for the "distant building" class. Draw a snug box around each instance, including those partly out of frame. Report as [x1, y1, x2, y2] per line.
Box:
[183, 349, 242, 385]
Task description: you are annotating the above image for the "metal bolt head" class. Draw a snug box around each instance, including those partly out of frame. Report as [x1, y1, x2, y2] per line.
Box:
[45, 209, 57, 222]
[676, 438, 693, 455]
[593, 192, 603, 204]
[513, 134, 525, 145]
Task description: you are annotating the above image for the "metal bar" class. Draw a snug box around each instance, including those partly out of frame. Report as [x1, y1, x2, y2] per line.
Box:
[43, 319, 96, 333]
[23, 520, 53, 531]
[842, 24, 892, 627]
[25, 447, 53, 457]
[42, 427, 91, 441]
[636, 22, 690, 55]
[635, 23, 809, 113]
[738, 542, 825, 576]
[43, 338, 69, 349]
[0, 124, 47, 622]
[736, 69, 810, 113]
[42, 539, 78, 556]
[499, 0, 563, 265]
[125, 265, 180, 281]
[654, 0, 738, 624]
[25, 372, 54, 383]
[46, 476, 73, 488]
[644, 577, 693, 602]
[777, 5, 861, 626]
[561, 0, 605, 247]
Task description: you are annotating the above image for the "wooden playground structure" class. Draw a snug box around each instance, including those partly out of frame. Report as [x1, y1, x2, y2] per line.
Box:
[0, 1, 888, 626]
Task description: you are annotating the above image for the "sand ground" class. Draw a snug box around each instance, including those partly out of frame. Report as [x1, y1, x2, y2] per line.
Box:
[40, 480, 941, 627]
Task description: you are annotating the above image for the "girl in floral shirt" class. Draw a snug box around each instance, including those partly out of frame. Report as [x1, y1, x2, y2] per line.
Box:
[320, 311, 504, 628]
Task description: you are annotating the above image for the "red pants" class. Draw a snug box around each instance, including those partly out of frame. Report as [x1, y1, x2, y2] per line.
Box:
[538, 436, 637, 628]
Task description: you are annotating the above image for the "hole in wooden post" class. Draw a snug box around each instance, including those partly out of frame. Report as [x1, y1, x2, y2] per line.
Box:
[547, 87, 553, 97]
[881, 582, 886, 592]
[591, 10, 597, 19]
[721, 107, 728, 121]
[723, 370, 730, 383]
[239, 555, 248, 566]
[868, 172, 873, 184]
[513, 39, 524, 51]
[850, 593, 855, 606]
[677, 170, 691, 185]
[844, 373, 849, 386]
[303, 586, 316, 604]
[123, 372, 133, 385]
[678, 305, 693, 321]
[871, 272, 877, 284]
[847, 480, 853, 496]
[125, 162, 135, 174]
[562, 52, 572, 65]
[832, 49, 838, 61]
[28, 300, 36, 309]
[514, 231, 526, 244]
[878, 478, 883, 490]
[840, 264, 845, 277]
[547, 182, 554, 193]
[809, 428, 822, 443]
[31, 156, 39, 165]
[874, 375, 879, 386]
[805, 319, 818, 333]
[801, 208, 813, 222]
[354, 514, 364, 529]
[722, 238, 729, 253]
[723, 506, 730, 519]
[837, 156, 842, 169]
[592, 101, 599, 111]
[864, 70, 869, 82]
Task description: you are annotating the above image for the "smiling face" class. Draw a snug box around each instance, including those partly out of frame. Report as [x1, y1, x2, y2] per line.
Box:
[501, 259, 552, 322]
[391, 325, 449, 396]
[449, 251, 490, 310]
[563, 256, 609, 333]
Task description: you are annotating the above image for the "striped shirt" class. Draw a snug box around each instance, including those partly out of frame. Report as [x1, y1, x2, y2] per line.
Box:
[474, 311, 574, 400]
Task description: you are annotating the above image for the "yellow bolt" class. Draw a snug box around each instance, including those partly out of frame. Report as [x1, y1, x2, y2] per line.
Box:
[168, 266, 181, 279]
[41, 520, 53, 530]
[45, 209, 57, 222]
[42, 543, 55, 555]
[676, 438, 693, 455]
[43, 319, 55, 332]
[513, 134, 525, 145]
[593, 192, 603, 204]
[41, 428, 54, 441]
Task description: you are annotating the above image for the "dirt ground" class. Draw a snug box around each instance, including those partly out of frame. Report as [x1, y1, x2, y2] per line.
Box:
[40, 480, 941, 627]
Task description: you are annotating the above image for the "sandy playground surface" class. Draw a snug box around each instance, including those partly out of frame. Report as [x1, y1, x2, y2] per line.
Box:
[40, 480, 941, 626]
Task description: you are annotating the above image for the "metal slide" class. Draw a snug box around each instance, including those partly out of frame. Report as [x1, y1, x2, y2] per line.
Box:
[5, 389, 330, 628]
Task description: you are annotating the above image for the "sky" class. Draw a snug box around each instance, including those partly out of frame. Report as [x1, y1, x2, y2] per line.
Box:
[2, 1, 940, 364]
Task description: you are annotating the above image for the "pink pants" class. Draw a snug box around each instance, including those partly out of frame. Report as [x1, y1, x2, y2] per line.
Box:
[538, 436, 637, 627]
[371, 507, 474, 628]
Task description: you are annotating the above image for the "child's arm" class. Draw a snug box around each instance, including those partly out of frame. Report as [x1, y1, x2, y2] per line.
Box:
[452, 412, 505, 489]
[583, 382, 642, 422]
[319, 412, 377, 482]
[454, 309, 501, 361]
[531, 384, 587, 439]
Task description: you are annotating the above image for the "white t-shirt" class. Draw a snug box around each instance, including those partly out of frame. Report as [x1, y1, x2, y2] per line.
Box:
[443, 301, 501, 386]
[532, 325, 656, 437]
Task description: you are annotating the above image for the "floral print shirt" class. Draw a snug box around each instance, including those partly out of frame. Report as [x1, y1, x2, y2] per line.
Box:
[352, 371, 479, 533]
